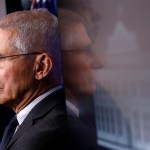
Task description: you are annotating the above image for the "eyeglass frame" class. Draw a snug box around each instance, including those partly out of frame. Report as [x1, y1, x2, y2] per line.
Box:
[0, 52, 42, 61]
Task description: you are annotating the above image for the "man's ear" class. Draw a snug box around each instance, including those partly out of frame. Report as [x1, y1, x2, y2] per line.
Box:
[34, 53, 53, 80]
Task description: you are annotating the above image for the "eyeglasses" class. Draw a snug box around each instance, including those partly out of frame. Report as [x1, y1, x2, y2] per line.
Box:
[0, 52, 42, 61]
[61, 50, 92, 56]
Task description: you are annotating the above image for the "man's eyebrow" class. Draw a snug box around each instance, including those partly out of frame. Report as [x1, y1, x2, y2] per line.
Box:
[61, 44, 92, 53]
[0, 53, 4, 57]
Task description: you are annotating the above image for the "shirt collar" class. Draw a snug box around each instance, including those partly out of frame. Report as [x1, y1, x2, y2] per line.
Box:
[66, 99, 79, 117]
[17, 85, 63, 125]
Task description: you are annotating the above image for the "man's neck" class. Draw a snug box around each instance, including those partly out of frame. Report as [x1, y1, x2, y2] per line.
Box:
[12, 81, 61, 113]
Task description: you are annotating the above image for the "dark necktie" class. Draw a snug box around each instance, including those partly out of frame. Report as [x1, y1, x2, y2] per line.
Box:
[0, 115, 18, 150]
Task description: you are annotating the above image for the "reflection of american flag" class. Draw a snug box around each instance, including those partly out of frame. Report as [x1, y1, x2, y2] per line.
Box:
[31, 0, 57, 16]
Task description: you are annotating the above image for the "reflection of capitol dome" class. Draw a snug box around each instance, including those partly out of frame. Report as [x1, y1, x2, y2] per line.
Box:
[107, 21, 138, 54]
[106, 21, 140, 68]
[103, 21, 150, 69]
[95, 21, 150, 150]
[94, 6, 150, 149]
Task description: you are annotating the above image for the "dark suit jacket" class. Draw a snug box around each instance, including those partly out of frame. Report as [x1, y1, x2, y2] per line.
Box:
[66, 103, 99, 150]
[5, 88, 68, 150]
[0, 106, 14, 142]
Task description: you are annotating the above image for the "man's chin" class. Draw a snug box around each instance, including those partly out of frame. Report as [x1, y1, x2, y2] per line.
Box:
[0, 98, 11, 107]
[77, 85, 96, 96]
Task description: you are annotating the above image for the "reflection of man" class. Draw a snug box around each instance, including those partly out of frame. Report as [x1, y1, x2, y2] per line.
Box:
[59, 8, 102, 124]
[0, 9, 67, 150]
[58, 9, 103, 150]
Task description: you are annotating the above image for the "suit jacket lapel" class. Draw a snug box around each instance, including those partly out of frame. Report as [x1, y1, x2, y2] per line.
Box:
[6, 88, 65, 149]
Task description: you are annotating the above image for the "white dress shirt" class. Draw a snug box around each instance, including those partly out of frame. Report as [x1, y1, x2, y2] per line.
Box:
[66, 99, 79, 117]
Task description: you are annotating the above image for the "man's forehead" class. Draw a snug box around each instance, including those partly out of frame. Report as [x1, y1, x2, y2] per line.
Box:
[0, 28, 16, 39]
[0, 29, 17, 53]
[61, 32, 91, 51]
[60, 19, 91, 51]
[0, 29, 10, 47]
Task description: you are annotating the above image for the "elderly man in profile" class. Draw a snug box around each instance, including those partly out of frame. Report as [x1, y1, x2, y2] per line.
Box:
[58, 9, 103, 150]
[0, 9, 67, 150]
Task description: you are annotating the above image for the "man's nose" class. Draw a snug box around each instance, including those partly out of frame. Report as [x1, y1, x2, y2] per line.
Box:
[90, 52, 104, 69]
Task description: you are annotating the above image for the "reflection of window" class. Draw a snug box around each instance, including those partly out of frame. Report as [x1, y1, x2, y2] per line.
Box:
[95, 78, 150, 150]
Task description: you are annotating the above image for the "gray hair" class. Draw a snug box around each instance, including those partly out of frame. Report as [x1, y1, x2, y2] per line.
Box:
[58, 9, 89, 51]
[0, 9, 62, 82]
